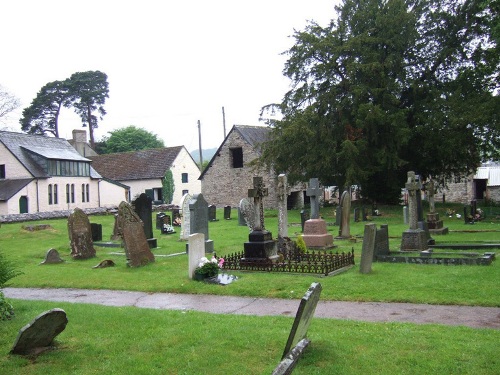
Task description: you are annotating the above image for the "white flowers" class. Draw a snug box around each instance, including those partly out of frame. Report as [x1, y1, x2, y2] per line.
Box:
[198, 256, 218, 268]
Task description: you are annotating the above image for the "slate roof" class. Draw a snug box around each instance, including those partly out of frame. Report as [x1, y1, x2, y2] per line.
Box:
[88, 146, 184, 181]
[0, 178, 33, 201]
[199, 125, 271, 180]
[0, 131, 96, 178]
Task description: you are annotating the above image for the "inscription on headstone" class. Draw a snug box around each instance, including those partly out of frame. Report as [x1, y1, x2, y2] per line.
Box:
[180, 193, 192, 240]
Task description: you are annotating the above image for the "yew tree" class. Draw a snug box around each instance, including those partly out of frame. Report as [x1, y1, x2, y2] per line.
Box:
[259, 0, 500, 203]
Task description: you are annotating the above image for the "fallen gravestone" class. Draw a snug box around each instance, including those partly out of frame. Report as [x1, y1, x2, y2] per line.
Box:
[92, 259, 116, 269]
[40, 248, 64, 265]
[11, 308, 68, 356]
[273, 282, 322, 374]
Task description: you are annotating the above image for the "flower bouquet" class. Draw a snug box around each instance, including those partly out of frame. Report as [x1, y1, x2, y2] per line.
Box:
[195, 256, 222, 279]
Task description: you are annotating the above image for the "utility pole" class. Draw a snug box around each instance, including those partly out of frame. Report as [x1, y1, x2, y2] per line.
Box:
[198, 120, 203, 168]
[222, 106, 227, 138]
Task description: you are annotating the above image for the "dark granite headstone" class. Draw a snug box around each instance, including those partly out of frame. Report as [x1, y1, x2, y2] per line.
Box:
[208, 205, 218, 221]
[300, 210, 309, 233]
[133, 193, 154, 239]
[11, 308, 68, 355]
[354, 208, 360, 222]
[67, 208, 96, 259]
[335, 206, 342, 226]
[156, 212, 167, 230]
[224, 205, 231, 220]
[189, 194, 214, 253]
[374, 224, 390, 259]
[117, 201, 155, 267]
[90, 223, 102, 241]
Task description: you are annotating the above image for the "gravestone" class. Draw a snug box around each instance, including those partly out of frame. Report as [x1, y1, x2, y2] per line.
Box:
[362, 207, 368, 221]
[374, 224, 390, 259]
[90, 223, 102, 241]
[273, 282, 322, 374]
[117, 201, 155, 267]
[242, 177, 278, 263]
[189, 194, 214, 253]
[172, 208, 181, 226]
[188, 233, 206, 279]
[111, 214, 122, 241]
[401, 172, 429, 252]
[208, 205, 218, 221]
[92, 259, 115, 268]
[11, 308, 68, 355]
[425, 179, 448, 234]
[415, 176, 434, 245]
[67, 208, 96, 259]
[239, 197, 255, 230]
[156, 212, 167, 230]
[277, 174, 289, 239]
[180, 193, 192, 240]
[133, 193, 155, 245]
[335, 206, 342, 226]
[300, 209, 309, 233]
[224, 205, 231, 220]
[40, 249, 64, 265]
[337, 189, 351, 239]
[161, 214, 175, 235]
[302, 178, 334, 249]
[360, 223, 376, 274]
[403, 206, 408, 224]
[354, 208, 360, 222]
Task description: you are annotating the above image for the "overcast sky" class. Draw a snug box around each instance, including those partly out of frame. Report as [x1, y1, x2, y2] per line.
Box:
[1, 0, 337, 151]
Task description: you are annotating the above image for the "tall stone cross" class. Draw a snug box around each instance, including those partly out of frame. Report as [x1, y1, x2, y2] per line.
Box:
[306, 178, 321, 219]
[248, 176, 268, 231]
[426, 179, 436, 213]
[277, 174, 289, 238]
[405, 171, 420, 230]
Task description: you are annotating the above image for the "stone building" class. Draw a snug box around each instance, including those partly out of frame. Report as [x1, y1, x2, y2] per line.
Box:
[199, 125, 305, 209]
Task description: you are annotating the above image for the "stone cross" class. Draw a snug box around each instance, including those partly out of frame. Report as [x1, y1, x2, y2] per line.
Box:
[277, 174, 289, 238]
[426, 179, 436, 213]
[248, 176, 268, 231]
[405, 171, 420, 230]
[306, 178, 321, 219]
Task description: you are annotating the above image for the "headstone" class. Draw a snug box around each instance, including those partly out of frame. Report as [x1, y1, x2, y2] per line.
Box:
[335, 206, 342, 226]
[362, 207, 368, 221]
[188, 233, 206, 279]
[425, 179, 448, 234]
[110, 214, 122, 241]
[133, 193, 154, 240]
[239, 197, 255, 230]
[90, 223, 102, 241]
[189, 194, 214, 253]
[300, 210, 309, 233]
[156, 212, 167, 230]
[302, 178, 334, 249]
[208, 205, 218, 222]
[40, 248, 64, 265]
[237, 199, 247, 226]
[67, 207, 96, 259]
[10, 308, 68, 355]
[277, 174, 289, 238]
[281, 282, 322, 360]
[360, 223, 376, 274]
[92, 259, 115, 268]
[224, 205, 231, 220]
[161, 214, 175, 234]
[172, 208, 181, 226]
[401, 171, 429, 252]
[374, 224, 390, 259]
[403, 206, 408, 224]
[117, 201, 155, 267]
[354, 208, 360, 222]
[180, 193, 192, 240]
[242, 177, 278, 263]
[338, 189, 351, 238]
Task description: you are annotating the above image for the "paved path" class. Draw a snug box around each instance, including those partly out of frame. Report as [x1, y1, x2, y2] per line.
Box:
[4, 288, 500, 330]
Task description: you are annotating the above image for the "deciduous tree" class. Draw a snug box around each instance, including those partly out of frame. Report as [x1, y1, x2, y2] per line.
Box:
[99, 125, 165, 154]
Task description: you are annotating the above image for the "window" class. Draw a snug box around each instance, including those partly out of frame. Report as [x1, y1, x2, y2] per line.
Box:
[182, 173, 188, 183]
[230, 147, 243, 168]
[82, 184, 90, 202]
[66, 184, 75, 203]
[182, 189, 189, 196]
[82, 184, 86, 202]
[47, 160, 90, 177]
[71, 184, 75, 203]
[54, 184, 58, 204]
[0, 164, 5, 179]
[48, 185, 53, 205]
[86, 184, 89, 202]
[66, 184, 70, 203]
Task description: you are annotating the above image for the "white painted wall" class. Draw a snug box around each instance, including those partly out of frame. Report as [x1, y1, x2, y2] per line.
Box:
[0, 143, 32, 178]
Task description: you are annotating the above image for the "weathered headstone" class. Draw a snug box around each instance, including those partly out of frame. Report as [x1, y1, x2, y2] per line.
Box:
[239, 197, 255, 230]
[401, 172, 429, 252]
[92, 259, 116, 268]
[180, 193, 192, 240]
[338, 189, 351, 239]
[360, 223, 376, 274]
[374, 224, 390, 259]
[224, 205, 231, 220]
[415, 176, 434, 245]
[189, 194, 214, 253]
[273, 282, 322, 374]
[302, 178, 334, 249]
[40, 248, 64, 265]
[188, 233, 206, 279]
[67, 207, 96, 259]
[90, 223, 102, 241]
[425, 179, 449, 235]
[277, 174, 289, 239]
[110, 214, 122, 241]
[10, 308, 68, 355]
[117, 201, 155, 267]
[133, 193, 154, 240]
[403, 206, 408, 224]
[335, 206, 342, 226]
[208, 205, 218, 222]
[242, 177, 278, 263]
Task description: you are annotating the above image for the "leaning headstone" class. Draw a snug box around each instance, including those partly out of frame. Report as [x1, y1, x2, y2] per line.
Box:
[180, 193, 192, 240]
[67, 207, 96, 259]
[302, 178, 334, 249]
[360, 223, 376, 274]
[224, 205, 232, 220]
[11, 308, 68, 355]
[277, 173, 289, 239]
[242, 177, 278, 263]
[189, 194, 214, 253]
[273, 282, 322, 374]
[337, 189, 351, 239]
[133, 193, 154, 241]
[117, 201, 155, 267]
[239, 197, 255, 230]
[40, 249, 64, 265]
[92, 259, 116, 269]
[208, 205, 218, 222]
[188, 233, 206, 279]
[401, 172, 429, 252]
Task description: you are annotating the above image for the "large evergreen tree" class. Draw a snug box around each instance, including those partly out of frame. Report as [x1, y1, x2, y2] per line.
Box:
[259, 0, 500, 203]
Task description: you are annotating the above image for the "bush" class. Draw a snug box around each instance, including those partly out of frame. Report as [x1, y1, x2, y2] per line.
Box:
[0, 292, 14, 320]
[0, 250, 22, 320]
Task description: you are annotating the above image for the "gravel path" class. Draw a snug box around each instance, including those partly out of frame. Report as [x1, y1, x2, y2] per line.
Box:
[4, 287, 500, 330]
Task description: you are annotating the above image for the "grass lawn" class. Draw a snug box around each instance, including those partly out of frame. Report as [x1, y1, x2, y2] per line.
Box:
[1, 203, 499, 374]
